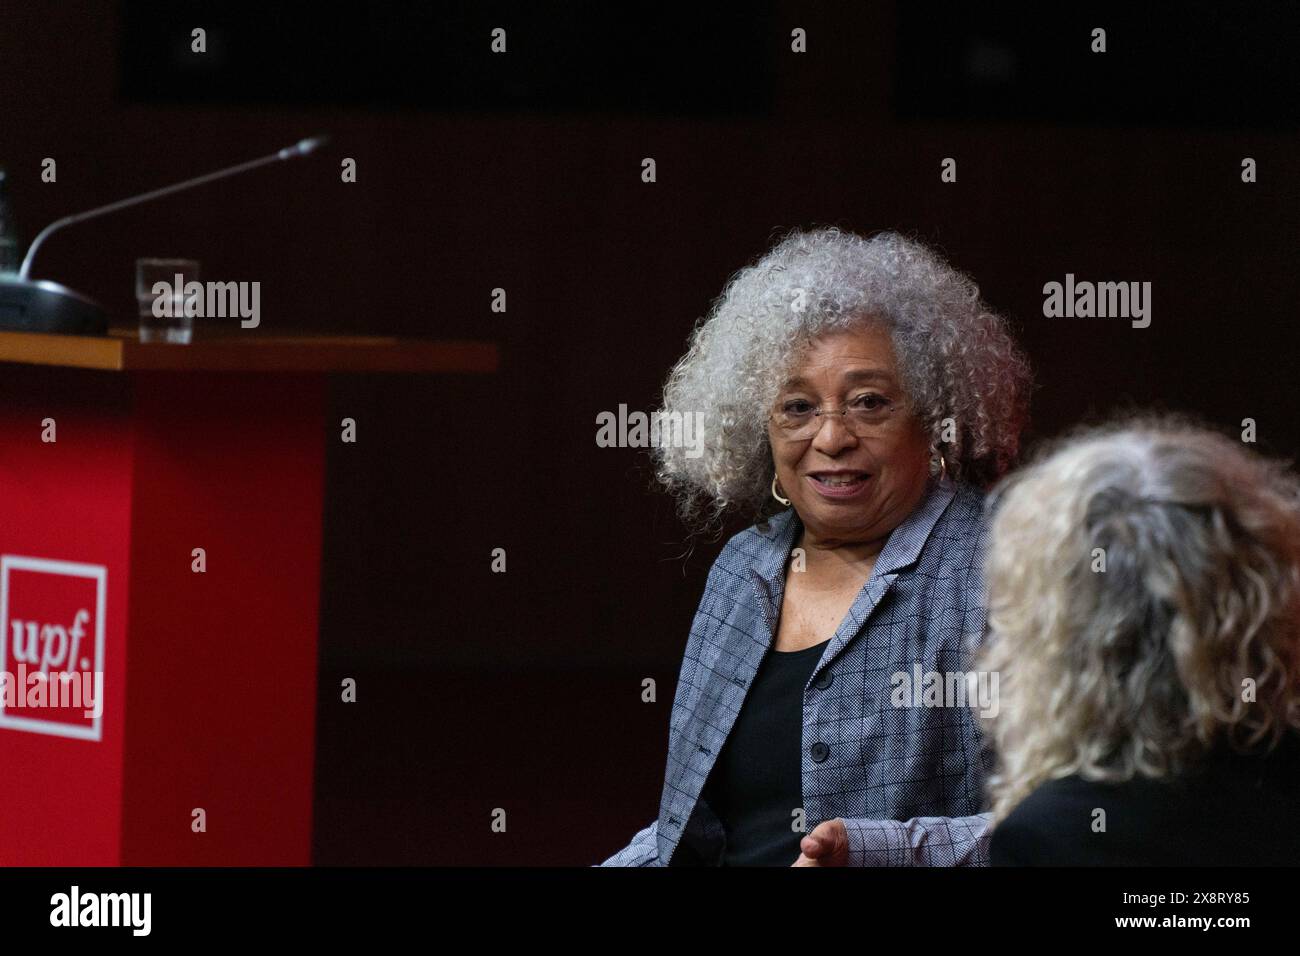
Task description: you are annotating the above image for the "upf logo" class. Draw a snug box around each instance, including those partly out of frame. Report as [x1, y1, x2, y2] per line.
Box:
[0, 556, 106, 740]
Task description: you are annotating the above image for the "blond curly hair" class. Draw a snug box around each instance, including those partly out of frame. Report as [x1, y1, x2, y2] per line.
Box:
[975, 413, 1300, 822]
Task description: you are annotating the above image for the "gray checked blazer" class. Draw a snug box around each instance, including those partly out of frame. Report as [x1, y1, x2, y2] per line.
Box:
[600, 474, 995, 866]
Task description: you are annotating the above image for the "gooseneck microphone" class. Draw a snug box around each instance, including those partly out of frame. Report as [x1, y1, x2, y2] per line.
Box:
[0, 135, 329, 335]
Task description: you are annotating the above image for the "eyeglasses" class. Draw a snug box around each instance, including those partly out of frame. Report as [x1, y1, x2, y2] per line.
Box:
[769, 394, 905, 440]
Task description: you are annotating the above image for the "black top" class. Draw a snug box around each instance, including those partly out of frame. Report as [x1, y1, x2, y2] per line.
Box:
[990, 731, 1300, 865]
[700, 638, 830, 866]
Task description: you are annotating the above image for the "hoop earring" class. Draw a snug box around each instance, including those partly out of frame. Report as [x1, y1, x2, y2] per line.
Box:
[930, 448, 949, 481]
[771, 474, 791, 506]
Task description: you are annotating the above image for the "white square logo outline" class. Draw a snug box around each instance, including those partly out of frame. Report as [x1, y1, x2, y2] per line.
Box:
[0, 555, 107, 741]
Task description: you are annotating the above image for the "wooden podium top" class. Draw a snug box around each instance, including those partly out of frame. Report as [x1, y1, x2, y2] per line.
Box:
[0, 327, 500, 373]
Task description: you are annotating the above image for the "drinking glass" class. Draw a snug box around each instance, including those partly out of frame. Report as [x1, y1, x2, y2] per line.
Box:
[136, 258, 200, 344]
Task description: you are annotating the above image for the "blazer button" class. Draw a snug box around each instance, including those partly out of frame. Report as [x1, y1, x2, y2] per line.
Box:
[813, 670, 833, 690]
[810, 742, 829, 763]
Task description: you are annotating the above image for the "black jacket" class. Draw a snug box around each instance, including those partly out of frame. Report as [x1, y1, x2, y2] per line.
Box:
[990, 732, 1300, 866]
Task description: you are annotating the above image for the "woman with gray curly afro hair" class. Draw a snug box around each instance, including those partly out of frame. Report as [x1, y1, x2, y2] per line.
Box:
[655, 226, 1032, 529]
[600, 226, 1031, 868]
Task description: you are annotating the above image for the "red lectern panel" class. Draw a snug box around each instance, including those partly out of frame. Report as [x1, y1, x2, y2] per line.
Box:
[0, 330, 497, 866]
[0, 365, 323, 865]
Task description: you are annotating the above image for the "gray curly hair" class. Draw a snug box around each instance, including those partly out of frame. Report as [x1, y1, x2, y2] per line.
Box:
[653, 226, 1032, 529]
[975, 414, 1300, 822]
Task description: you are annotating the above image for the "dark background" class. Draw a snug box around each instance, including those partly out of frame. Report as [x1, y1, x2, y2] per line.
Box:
[2, 0, 1297, 864]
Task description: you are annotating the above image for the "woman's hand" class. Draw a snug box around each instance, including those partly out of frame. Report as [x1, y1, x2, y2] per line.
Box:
[791, 818, 849, 866]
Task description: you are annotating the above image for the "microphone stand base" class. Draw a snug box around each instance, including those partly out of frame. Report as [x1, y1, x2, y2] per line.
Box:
[0, 278, 108, 336]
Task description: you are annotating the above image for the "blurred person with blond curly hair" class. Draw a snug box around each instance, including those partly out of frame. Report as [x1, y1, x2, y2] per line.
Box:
[977, 415, 1300, 865]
